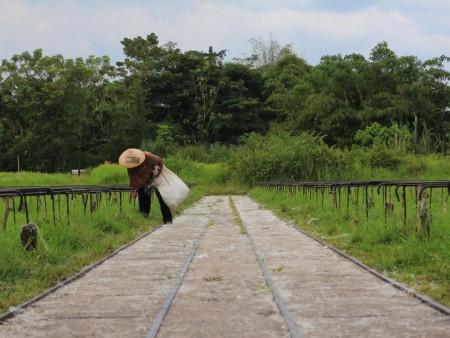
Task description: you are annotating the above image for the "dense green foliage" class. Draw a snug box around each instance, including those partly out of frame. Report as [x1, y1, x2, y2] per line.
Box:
[1, 35, 449, 172]
[224, 132, 450, 185]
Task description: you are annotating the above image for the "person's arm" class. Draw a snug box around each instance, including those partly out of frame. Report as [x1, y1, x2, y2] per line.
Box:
[130, 187, 138, 199]
[143, 151, 164, 178]
[127, 168, 140, 199]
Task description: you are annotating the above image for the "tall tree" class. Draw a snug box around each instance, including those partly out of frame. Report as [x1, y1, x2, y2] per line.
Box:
[363, 42, 450, 149]
[248, 33, 295, 69]
[214, 62, 273, 143]
[119, 34, 232, 144]
[270, 41, 450, 149]
[0, 50, 121, 171]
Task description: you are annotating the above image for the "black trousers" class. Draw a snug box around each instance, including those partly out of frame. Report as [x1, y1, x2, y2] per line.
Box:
[138, 185, 172, 223]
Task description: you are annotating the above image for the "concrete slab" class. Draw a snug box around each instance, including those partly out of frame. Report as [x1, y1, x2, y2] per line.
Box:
[1, 195, 449, 338]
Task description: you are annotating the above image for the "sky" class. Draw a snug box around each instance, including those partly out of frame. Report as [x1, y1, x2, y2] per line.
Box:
[1, 0, 450, 66]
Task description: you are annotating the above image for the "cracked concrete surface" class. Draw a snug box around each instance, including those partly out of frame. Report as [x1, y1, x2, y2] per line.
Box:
[1, 195, 449, 337]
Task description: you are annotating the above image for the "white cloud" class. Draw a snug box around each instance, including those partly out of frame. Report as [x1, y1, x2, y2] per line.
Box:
[0, 0, 448, 67]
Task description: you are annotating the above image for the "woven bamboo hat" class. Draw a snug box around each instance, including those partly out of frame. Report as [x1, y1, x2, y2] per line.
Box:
[118, 148, 145, 168]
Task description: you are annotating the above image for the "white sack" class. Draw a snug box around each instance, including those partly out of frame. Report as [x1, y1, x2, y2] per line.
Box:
[152, 166, 191, 211]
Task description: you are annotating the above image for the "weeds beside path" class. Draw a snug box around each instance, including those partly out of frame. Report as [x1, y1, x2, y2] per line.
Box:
[248, 186, 450, 308]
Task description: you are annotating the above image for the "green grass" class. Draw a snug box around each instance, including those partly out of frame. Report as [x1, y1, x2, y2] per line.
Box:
[229, 197, 247, 234]
[0, 171, 85, 187]
[0, 195, 161, 314]
[0, 162, 246, 315]
[83, 164, 128, 185]
[248, 185, 450, 307]
[1, 150, 449, 315]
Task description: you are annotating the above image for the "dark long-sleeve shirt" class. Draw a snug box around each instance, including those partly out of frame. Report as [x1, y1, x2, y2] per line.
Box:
[127, 151, 163, 188]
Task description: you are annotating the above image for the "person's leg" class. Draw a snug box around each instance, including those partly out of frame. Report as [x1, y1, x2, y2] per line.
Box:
[154, 188, 172, 223]
[137, 186, 151, 216]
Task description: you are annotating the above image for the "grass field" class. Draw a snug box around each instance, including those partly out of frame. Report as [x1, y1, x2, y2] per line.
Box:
[1, 159, 449, 315]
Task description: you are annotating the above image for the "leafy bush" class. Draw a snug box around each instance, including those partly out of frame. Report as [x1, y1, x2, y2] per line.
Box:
[229, 131, 359, 184]
[365, 144, 403, 169]
[141, 123, 178, 158]
[354, 122, 411, 152]
[165, 156, 230, 185]
[177, 143, 232, 163]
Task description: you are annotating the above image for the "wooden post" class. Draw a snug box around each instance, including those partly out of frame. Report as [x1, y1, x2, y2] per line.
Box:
[21, 223, 37, 251]
[418, 185, 430, 239]
[2, 197, 10, 231]
[331, 186, 336, 208]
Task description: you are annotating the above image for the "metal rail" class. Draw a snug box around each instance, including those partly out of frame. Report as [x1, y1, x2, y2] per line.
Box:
[0, 185, 132, 226]
[257, 180, 449, 224]
[257, 180, 449, 200]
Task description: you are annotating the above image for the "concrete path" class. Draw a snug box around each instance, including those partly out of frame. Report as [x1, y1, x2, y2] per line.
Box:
[0, 195, 449, 337]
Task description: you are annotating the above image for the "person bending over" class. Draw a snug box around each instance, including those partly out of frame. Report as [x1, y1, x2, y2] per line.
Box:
[118, 148, 172, 224]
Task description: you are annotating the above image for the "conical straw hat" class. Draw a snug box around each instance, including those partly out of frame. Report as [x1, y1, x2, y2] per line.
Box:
[118, 148, 145, 168]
